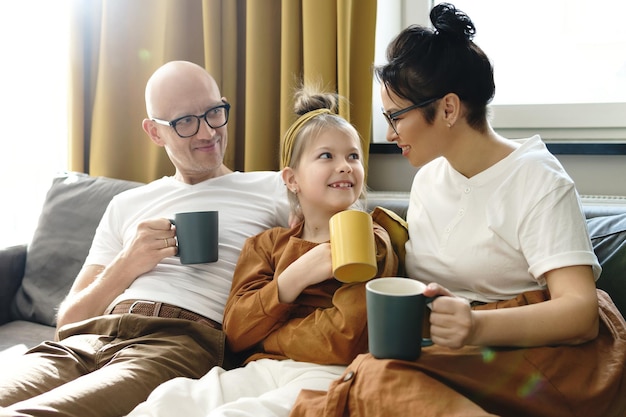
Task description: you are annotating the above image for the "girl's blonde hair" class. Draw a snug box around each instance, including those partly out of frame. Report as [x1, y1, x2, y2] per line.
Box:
[281, 85, 367, 216]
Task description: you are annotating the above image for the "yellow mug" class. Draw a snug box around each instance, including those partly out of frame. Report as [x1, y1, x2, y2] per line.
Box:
[329, 210, 377, 283]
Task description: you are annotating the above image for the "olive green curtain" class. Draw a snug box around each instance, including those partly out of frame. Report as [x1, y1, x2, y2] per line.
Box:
[68, 0, 377, 183]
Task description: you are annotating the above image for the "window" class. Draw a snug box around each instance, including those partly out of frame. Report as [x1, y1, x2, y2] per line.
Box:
[448, 0, 626, 106]
[0, 1, 70, 247]
[372, 0, 626, 143]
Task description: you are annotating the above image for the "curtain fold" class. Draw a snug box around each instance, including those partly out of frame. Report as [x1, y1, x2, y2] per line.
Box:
[202, 0, 243, 170]
[243, 1, 282, 170]
[69, 0, 376, 183]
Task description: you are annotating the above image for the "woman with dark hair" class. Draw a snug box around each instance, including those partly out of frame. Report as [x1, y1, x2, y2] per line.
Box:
[289, 3, 626, 416]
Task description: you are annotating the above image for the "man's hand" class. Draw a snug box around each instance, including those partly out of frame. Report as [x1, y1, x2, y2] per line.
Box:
[56, 218, 177, 334]
[115, 218, 178, 279]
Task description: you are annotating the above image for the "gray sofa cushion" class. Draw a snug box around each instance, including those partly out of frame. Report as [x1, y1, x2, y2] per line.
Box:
[0, 320, 56, 353]
[588, 213, 626, 316]
[9, 173, 143, 326]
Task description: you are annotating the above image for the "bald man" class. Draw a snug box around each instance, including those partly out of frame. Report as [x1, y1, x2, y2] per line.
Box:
[0, 61, 290, 417]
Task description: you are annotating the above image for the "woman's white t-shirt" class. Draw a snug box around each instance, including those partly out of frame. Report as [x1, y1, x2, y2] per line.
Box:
[404, 135, 600, 303]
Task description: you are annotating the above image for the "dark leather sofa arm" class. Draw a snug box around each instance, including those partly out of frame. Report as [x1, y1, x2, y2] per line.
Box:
[0, 244, 27, 325]
[588, 213, 626, 315]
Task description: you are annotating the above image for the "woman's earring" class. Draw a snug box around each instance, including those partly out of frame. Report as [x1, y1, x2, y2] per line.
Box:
[447, 122, 452, 128]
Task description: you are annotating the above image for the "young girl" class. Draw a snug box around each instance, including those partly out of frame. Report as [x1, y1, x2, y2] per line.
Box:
[125, 88, 398, 417]
[289, 4, 626, 417]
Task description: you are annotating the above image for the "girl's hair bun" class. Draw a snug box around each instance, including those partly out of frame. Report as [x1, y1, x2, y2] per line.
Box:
[430, 2, 476, 41]
[293, 85, 339, 116]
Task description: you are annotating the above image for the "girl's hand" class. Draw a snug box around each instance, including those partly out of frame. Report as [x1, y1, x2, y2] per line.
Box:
[295, 243, 333, 286]
[277, 243, 333, 303]
[425, 283, 474, 349]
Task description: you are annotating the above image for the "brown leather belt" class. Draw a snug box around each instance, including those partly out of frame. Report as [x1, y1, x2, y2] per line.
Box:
[110, 300, 222, 330]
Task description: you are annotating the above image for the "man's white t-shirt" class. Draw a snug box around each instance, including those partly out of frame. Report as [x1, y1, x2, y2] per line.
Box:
[85, 171, 290, 324]
[404, 135, 601, 303]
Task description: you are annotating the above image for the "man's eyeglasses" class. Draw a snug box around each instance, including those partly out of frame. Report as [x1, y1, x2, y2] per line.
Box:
[152, 101, 231, 138]
[381, 97, 441, 135]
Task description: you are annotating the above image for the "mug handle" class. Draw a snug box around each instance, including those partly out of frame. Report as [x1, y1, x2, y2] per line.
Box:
[423, 295, 438, 304]
[168, 219, 179, 256]
[421, 294, 441, 347]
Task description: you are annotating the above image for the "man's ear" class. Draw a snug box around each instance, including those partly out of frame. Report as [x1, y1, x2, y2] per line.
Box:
[441, 93, 461, 127]
[142, 118, 166, 147]
[281, 167, 298, 193]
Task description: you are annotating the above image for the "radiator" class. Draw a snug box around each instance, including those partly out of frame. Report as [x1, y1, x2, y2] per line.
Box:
[368, 191, 626, 208]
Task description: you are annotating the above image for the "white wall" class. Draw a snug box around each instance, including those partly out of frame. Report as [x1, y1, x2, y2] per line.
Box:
[367, 153, 626, 197]
[370, 1, 626, 198]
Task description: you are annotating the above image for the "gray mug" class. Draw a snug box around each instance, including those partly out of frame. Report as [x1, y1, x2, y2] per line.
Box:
[366, 277, 435, 361]
[170, 211, 218, 264]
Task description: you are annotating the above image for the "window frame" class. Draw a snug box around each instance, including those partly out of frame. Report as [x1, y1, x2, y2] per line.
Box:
[371, 0, 626, 154]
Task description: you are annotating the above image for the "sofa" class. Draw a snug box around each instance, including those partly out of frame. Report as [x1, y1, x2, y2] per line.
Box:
[1, 171, 626, 362]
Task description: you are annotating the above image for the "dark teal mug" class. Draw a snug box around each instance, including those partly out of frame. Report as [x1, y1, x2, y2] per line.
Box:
[366, 277, 435, 361]
[170, 211, 218, 264]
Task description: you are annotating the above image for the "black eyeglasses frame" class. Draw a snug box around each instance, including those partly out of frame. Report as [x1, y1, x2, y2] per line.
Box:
[152, 100, 231, 138]
[382, 97, 442, 135]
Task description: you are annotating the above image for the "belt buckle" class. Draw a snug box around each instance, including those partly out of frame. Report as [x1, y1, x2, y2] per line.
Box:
[129, 300, 155, 313]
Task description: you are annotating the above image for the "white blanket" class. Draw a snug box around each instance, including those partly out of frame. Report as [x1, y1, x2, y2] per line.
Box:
[126, 359, 345, 417]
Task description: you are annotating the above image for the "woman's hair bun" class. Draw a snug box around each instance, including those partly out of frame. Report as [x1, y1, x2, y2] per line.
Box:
[430, 2, 476, 41]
